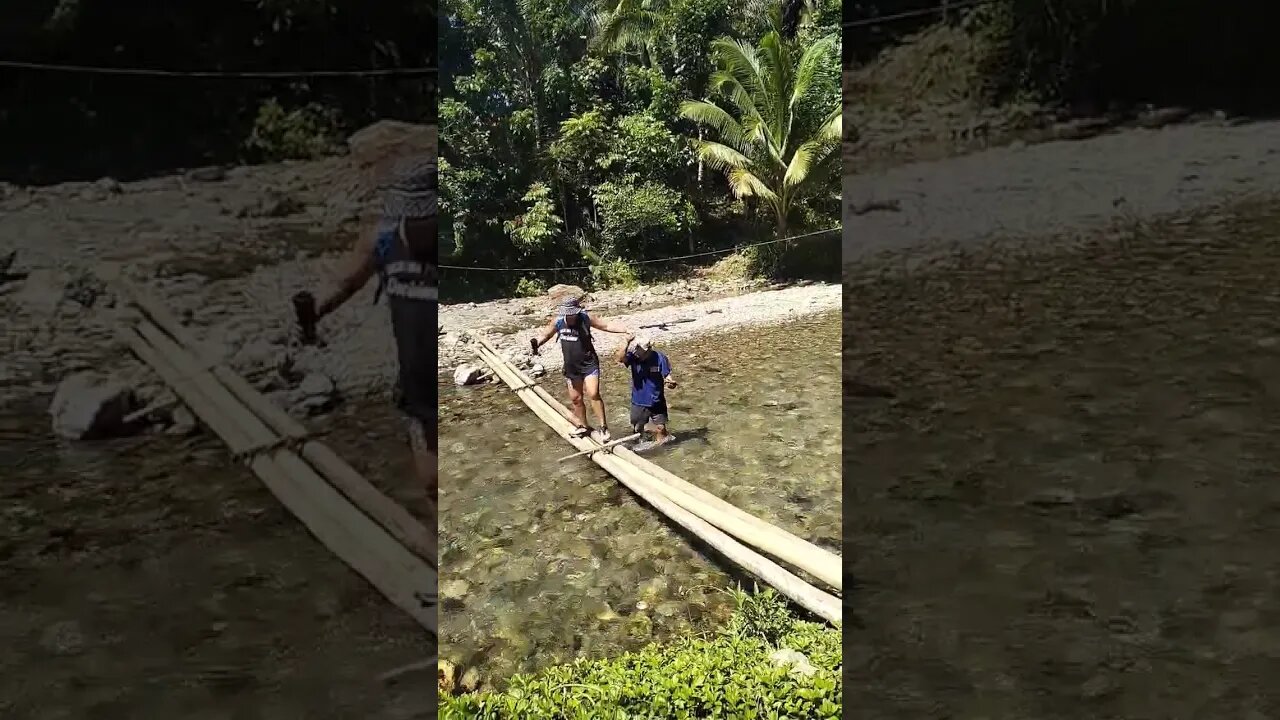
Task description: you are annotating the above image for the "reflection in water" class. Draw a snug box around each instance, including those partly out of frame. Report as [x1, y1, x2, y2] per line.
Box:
[438, 311, 840, 683]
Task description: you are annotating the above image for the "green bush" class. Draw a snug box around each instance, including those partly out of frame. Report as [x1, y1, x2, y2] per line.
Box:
[242, 98, 340, 162]
[514, 276, 548, 298]
[589, 259, 641, 290]
[439, 589, 842, 719]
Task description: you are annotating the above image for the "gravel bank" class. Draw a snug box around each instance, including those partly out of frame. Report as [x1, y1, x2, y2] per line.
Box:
[844, 118, 1280, 262]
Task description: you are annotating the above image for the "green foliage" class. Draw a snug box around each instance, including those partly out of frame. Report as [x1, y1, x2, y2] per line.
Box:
[3, 0, 434, 183]
[442, 0, 840, 300]
[242, 98, 340, 161]
[514, 276, 550, 297]
[504, 182, 565, 252]
[680, 27, 840, 235]
[592, 179, 696, 256]
[589, 258, 641, 289]
[438, 589, 842, 719]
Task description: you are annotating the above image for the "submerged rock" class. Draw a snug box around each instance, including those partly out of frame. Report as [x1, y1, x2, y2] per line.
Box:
[290, 373, 340, 415]
[48, 372, 137, 440]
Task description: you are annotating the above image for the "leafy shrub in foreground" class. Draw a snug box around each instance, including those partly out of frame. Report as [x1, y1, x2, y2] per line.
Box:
[439, 589, 841, 719]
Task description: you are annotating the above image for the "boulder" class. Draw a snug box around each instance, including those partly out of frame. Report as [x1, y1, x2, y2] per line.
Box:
[48, 372, 137, 440]
[347, 121, 438, 181]
[453, 364, 486, 386]
[290, 373, 340, 415]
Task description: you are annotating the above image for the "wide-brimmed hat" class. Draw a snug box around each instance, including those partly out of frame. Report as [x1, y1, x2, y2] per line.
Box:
[379, 155, 437, 223]
[556, 295, 583, 319]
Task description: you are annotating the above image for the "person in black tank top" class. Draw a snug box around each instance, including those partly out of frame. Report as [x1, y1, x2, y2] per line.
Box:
[307, 155, 438, 525]
[530, 295, 633, 440]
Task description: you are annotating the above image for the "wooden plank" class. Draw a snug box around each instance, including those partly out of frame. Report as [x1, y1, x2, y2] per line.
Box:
[473, 344, 841, 625]
[121, 323, 436, 634]
[116, 278, 436, 567]
[471, 334, 843, 592]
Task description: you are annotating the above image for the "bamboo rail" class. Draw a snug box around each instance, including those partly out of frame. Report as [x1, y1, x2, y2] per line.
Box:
[468, 337, 842, 625]
[471, 334, 843, 592]
[118, 278, 436, 567]
[113, 279, 436, 635]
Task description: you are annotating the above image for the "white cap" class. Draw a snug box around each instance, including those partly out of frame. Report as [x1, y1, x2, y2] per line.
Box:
[631, 335, 653, 352]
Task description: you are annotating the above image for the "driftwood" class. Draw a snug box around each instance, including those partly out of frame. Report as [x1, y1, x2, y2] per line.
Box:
[638, 317, 697, 330]
[469, 337, 841, 625]
[471, 334, 842, 592]
[117, 279, 436, 566]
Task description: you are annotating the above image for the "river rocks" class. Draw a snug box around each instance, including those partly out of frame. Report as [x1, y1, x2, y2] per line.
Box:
[438, 659, 459, 694]
[48, 372, 138, 440]
[185, 166, 228, 183]
[460, 667, 483, 693]
[165, 406, 199, 436]
[289, 373, 340, 415]
[453, 364, 486, 386]
[237, 188, 304, 218]
[39, 620, 86, 656]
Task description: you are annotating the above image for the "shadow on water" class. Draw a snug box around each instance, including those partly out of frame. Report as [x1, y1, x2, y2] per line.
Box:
[437, 311, 841, 684]
[845, 197, 1280, 718]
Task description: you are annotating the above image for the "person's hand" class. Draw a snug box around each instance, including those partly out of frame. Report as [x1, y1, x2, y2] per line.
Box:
[292, 291, 318, 345]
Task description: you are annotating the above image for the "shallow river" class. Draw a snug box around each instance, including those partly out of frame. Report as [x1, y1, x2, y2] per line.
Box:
[436, 311, 842, 684]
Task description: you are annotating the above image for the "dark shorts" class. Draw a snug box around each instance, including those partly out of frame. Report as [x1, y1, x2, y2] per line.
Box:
[631, 401, 669, 430]
[563, 362, 601, 383]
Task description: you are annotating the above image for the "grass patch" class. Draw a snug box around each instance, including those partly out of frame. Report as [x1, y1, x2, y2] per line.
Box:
[439, 589, 842, 719]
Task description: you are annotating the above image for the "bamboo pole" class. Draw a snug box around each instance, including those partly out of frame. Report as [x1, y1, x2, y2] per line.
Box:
[472, 344, 841, 625]
[470, 334, 843, 592]
[116, 278, 436, 567]
[121, 323, 437, 634]
[556, 433, 641, 462]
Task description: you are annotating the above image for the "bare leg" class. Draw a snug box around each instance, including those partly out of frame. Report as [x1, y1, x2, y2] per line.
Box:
[407, 417, 438, 526]
[566, 377, 588, 429]
[653, 423, 671, 444]
[583, 374, 607, 433]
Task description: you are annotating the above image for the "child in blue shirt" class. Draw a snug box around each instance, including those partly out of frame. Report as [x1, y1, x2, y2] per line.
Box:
[614, 334, 678, 448]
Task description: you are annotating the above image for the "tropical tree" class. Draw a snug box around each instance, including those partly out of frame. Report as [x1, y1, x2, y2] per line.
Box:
[679, 28, 840, 236]
[592, 0, 667, 68]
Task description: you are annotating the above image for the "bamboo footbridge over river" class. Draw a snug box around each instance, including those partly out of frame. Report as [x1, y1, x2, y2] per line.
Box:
[466, 333, 843, 626]
[107, 273, 438, 637]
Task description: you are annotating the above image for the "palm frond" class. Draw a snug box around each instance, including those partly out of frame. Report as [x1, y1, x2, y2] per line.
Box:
[692, 140, 752, 173]
[679, 100, 749, 151]
[727, 168, 778, 203]
[816, 106, 841, 142]
[791, 36, 835, 108]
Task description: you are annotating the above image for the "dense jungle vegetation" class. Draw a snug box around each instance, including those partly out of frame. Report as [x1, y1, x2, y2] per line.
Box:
[437, 0, 844, 296]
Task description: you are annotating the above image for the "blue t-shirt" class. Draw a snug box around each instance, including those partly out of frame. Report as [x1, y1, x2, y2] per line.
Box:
[624, 351, 670, 407]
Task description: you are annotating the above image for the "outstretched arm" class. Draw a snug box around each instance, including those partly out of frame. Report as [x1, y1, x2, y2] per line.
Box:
[530, 320, 557, 354]
[317, 229, 377, 319]
[590, 316, 632, 334]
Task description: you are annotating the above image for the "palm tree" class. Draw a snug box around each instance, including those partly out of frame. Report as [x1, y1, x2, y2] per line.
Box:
[679, 29, 840, 236]
[591, 0, 667, 68]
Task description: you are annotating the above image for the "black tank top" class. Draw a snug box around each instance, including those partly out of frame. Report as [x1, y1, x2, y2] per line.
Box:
[375, 227, 437, 415]
[556, 312, 598, 375]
